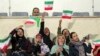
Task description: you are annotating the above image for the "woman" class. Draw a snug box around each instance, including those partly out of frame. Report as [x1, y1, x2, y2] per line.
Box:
[10, 25, 31, 56]
[50, 34, 69, 56]
[39, 16, 53, 50]
[69, 32, 87, 56]
[57, 20, 70, 45]
[31, 34, 50, 56]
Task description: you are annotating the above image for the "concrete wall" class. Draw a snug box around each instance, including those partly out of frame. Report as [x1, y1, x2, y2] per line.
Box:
[0, 17, 100, 41]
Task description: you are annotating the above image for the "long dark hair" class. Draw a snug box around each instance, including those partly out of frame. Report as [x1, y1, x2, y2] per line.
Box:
[16, 28, 26, 40]
[62, 29, 70, 36]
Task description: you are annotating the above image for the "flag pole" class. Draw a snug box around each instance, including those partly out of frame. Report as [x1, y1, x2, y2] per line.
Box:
[9, 0, 11, 16]
[92, 0, 94, 16]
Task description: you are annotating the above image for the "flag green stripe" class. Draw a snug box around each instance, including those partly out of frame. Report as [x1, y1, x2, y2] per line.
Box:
[94, 40, 100, 42]
[63, 10, 73, 14]
[0, 35, 11, 43]
[30, 16, 40, 27]
[45, 1, 53, 4]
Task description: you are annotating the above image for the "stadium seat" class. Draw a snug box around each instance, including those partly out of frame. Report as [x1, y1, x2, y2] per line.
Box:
[0, 12, 8, 16]
[52, 12, 62, 16]
[12, 12, 28, 16]
[73, 12, 89, 16]
[94, 12, 100, 16]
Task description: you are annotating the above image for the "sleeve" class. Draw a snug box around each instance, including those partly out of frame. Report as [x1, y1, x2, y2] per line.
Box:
[50, 53, 57, 56]
[62, 48, 69, 56]
[50, 46, 58, 56]
[57, 27, 62, 35]
[39, 22, 44, 35]
[10, 29, 17, 36]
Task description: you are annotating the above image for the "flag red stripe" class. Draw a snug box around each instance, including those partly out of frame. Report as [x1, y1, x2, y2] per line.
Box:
[25, 21, 34, 24]
[45, 7, 52, 10]
[62, 16, 72, 19]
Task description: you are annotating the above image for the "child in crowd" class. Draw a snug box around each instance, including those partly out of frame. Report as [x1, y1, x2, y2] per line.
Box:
[31, 34, 50, 56]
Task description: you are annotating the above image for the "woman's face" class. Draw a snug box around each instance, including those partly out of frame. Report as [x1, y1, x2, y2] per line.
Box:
[17, 29, 24, 37]
[72, 33, 79, 42]
[58, 36, 65, 46]
[44, 27, 50, 36]
[62, 29, 69, 36]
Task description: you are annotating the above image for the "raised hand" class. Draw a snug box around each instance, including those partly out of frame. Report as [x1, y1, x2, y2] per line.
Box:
[59, 19, 62, 28]
[56, 47, 63, 54]
[41, 12, 46, 22]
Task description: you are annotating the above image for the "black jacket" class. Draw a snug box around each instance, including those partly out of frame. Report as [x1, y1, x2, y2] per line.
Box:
[69, 42, 87, 56]
[83, 43, 92, 54]
[10, 29, 32, 53]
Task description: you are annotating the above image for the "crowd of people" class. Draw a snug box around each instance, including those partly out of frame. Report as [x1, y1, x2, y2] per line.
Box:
[0, 7, 100, 56]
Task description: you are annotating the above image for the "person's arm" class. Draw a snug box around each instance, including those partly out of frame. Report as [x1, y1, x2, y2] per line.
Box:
[10, 25, 23, 36]
[57, 20, 62, 35]
[50, 46, 60, 56]
[10, 29, 17, 36]
[62, 48, 69, 56]
[39, 13, 45, 35]
[50, 53, 57, 56]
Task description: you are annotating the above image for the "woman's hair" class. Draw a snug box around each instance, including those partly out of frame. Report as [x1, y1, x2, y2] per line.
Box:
[32, 7, 40, 12]
[70, 32, 76, 39]
[16, 28, 25, 40]
[57, 34, 65, 38]
[35, 33, 42, 38]
[62, 28, 70, 34]
[57, 34, 65, 44]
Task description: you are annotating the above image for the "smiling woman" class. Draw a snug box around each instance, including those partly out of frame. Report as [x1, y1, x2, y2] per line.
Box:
[50, 34, 69, 56]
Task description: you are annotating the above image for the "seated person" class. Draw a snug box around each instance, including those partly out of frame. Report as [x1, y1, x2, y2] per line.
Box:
[50, 34, 69, 56]
[31, 34, 50, 56]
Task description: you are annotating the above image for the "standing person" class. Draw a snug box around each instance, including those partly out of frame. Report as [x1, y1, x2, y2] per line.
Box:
[57, 20, 70, 45]
[31, 34, 50, 56]
[69, 32, 87, 56]
[32, 7, 40, 16]
[39, 13, 53, 50]
[50, 34, 69, 56]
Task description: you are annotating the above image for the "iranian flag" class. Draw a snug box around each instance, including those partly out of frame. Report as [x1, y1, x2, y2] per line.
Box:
[44, 1, 53, 10]
[93, 40, 100, 46]
[25, 16, 41, 27]
[62, 10, 73, 19]
[25, 19, 35, 25]
[0, 35, 11, 52]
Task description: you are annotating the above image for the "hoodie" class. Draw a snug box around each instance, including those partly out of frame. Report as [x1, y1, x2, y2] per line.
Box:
[50, 36, 69, 56]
